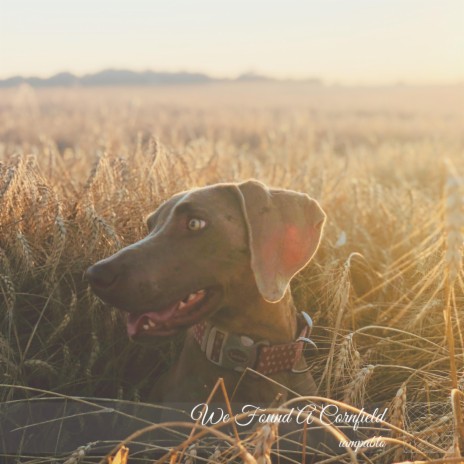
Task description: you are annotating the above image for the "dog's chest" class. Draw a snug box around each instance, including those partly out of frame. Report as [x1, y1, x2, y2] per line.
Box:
[157, 336, 316, 404]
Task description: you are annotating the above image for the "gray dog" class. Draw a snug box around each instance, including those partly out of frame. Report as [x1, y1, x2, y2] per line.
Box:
[86, 180, 326, 404]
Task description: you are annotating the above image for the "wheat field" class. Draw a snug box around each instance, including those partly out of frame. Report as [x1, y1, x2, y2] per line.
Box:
[0, 82, 463, 463]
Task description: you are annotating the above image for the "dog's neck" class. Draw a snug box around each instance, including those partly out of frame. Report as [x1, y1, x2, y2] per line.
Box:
[207, 290, 298, 344]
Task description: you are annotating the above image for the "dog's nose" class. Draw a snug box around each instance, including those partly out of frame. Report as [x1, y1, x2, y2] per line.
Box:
[86, 262, 119, 290]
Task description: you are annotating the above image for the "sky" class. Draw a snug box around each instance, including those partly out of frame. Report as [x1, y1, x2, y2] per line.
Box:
[1, 0, 463, 84]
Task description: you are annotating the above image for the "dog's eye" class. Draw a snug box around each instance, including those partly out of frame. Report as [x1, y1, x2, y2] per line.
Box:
[187, 218, 206, 231]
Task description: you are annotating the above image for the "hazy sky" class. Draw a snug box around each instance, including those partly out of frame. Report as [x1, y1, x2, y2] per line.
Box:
[1, 0, 463, 84]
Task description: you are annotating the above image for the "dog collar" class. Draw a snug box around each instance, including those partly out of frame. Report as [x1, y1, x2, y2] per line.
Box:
[192, 320, 310, 375]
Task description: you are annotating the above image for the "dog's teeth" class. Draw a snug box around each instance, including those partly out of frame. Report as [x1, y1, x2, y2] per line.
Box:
[143, 323, 150, 330]
[197, 289, 206, 295]
[148, 319, 156, 328]
[179, 301, 187, 310]
[187, 293, 196, 302]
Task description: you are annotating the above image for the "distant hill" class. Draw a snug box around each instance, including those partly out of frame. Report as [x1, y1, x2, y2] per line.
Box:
[0, 69, 323, 88]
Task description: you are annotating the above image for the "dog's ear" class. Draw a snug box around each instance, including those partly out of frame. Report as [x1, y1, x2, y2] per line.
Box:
[236, 179, 326, 303]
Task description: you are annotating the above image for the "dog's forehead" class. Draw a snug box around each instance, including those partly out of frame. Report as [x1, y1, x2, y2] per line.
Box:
[177, 184, 238, 208]
[151, 184, 242, 221]
[154, 193, 185, 215]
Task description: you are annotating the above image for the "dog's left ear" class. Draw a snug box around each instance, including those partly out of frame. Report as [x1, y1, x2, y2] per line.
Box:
[237, 179, 326, 303]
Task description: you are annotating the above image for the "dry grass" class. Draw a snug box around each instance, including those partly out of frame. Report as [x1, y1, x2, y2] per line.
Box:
[0, 82, 463, 462]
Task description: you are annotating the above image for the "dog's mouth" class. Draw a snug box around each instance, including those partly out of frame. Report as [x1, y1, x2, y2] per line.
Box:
[126, 287, 220, 338]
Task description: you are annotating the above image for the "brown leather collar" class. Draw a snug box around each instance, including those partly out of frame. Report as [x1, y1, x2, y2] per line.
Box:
[192, 321, 309, 375]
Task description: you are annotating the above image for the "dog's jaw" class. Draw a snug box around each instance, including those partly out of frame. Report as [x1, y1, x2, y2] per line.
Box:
[126, 286, 223, 338]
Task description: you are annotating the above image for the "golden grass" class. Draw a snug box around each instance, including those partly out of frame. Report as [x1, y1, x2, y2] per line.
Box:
[0, 82, 463, 462]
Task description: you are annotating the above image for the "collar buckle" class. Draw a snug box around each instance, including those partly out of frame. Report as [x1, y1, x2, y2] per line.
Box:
[204, 325, 269, 372]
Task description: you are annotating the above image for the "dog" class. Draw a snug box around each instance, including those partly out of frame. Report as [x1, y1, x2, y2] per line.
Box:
[86, 180, 326, 405]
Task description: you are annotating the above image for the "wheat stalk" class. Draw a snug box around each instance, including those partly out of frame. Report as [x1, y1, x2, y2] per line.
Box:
[85, 331, 100, 379]
[450, 389, 464, 459]
[444, 175, 464, 284]
[63, 441, 98, 464]
[0, 274, 15, 319]
[47, 291, 77, 344]
[241, 451, 257, 464]
[333, 333, 361, 390]
[252, 423, 277, 464]
[343, 364, 375, 406]
[24, 359, 58, 380]
[15, 231, 34, 270]
[389, 383, 407, 439]
[208, 446, 222, 463]
[442, 163, 464, 456]
[321, 254, 354, 396]
[184, 444, 197, 464]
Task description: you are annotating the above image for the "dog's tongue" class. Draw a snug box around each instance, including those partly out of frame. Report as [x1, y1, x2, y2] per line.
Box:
[126, 290, 207, 337]
[126, 303, 179, 337]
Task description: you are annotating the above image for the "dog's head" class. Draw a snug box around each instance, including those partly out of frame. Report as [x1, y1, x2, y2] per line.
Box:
[86, 180, 326, 338]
